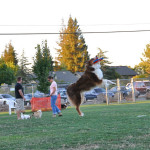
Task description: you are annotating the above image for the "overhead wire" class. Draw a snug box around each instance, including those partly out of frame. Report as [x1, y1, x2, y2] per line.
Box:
[1, 23, 150, 26]
[0, 23, 150, 35]
[0, 30, 150, 35]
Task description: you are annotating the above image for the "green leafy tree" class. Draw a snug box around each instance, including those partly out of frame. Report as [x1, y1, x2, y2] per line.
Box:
[33, 40, 53, 93]
[139, 44, 150, 75]
[133, 43, 150, 78]
[56, 16, 89, 73]
[1, 42, 18, 65]
[17, 50, 31, 84]
[0, 59, 15, 85]
[131, 65, 147, 78]
[97, 48, 120, 79]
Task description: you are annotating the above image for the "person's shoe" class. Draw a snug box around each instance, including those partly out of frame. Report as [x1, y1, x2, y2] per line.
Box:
[52, 114, 56, 117]
[58, 112, 62, 117]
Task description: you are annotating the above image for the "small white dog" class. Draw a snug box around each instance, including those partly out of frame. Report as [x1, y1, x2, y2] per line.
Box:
[21, 113, 31, 119]
[32, 110, 42, 118]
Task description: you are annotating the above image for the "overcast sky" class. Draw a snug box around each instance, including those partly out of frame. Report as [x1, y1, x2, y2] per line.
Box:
[0, 0, 150, 67]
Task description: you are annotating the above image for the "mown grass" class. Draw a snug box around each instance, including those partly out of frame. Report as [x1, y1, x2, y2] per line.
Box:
[0, 102, 150, 150]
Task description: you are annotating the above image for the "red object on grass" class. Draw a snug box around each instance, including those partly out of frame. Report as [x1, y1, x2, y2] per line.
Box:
[30, 94, 61, 111]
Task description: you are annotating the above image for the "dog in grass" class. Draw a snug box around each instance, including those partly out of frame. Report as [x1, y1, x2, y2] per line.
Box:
[32, 110, 42, 118]
[67, 56, 104, 116]
[61, 102, 70, 109]
[21, 113, 31, 119]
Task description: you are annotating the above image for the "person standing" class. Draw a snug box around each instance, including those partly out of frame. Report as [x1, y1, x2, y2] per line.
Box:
[15, 77, 26, 120]
[48, 76, 62, 117]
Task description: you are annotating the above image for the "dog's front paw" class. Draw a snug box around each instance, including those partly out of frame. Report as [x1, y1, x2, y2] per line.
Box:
[79, 112, 84, 117]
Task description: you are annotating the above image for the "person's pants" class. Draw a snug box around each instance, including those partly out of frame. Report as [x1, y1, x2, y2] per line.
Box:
[51, 95, 61, 115]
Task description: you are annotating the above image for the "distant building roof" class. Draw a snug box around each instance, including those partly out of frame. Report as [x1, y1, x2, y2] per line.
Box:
[49, 71, 78, 83]
[110, 66, 137, 76]
[49, 66, 137, 83]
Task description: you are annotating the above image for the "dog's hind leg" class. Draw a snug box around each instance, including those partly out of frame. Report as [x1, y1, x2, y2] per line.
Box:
[76, 105, 84, 117]
[67, 89, 84, 116]
[75, 92, 84, 117]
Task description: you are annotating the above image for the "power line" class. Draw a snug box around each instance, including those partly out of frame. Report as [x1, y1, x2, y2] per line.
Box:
[82, 23, 150, 26]
[1, 23, 150, 27]
[0, 25, 65, 27]
[0, 30, 150, 35]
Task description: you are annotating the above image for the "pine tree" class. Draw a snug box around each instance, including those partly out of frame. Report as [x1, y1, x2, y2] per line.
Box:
[33, 40, 53, 93]
[56, 16, 89, 73]
[17, 50, 31, 84]
[1, 42, 18, 65]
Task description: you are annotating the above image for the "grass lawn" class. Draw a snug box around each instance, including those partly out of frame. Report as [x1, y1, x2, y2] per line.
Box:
[0, 102, 150, 150]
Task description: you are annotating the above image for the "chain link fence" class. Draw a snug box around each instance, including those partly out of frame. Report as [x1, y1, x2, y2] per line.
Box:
[0, 84, 38, 97]
[104, 78, 150, 104]
[0, 78, 150, 106]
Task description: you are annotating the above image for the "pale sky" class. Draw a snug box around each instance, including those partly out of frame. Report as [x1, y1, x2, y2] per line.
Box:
[0, 0, 150, 67]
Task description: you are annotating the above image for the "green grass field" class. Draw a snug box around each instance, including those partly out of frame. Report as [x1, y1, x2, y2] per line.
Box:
[0, 102, 150, 150]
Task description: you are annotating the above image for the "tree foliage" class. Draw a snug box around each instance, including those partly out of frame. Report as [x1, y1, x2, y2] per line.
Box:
[139, 44, 150, 75]
[56, 16, 89, 73]
[1, 42, 18, 65]
[33, 40, 53, 93]
[97, 48, 112, 68]
[17, 50, 31, 84]
[133, 43, 150, 78]
[0, 42, 18, 85]
[0, 59, 15, 85]
[97, 48, 120, 79]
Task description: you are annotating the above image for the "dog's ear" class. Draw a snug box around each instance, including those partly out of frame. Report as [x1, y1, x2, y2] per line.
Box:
[86, 58, 94, 67]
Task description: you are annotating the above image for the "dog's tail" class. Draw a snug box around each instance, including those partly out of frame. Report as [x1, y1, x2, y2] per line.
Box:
[67, 83, 85, 107]
[66, 92, 74, 106]
[80, 92, 85, 104]
[66, 84, 75, 106]
[67, 90, 85, 106]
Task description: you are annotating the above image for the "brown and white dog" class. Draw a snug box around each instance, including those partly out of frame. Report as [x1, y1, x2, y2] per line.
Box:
[67, 57, 104, 116]
[32, 110, 42, 118]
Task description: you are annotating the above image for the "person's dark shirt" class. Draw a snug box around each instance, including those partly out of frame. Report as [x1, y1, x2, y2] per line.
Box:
[15, 83, 24, 99]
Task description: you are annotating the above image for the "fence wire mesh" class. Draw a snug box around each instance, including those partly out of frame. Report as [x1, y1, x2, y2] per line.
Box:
[0, 78, 150, 109]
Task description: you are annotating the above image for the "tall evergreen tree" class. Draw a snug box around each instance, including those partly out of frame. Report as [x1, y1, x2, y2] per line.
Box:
[56, 16, 89, 73]
[1, 42, 18, 65]
[17, 50, 31, 84]
[33, 40, 53, 93]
